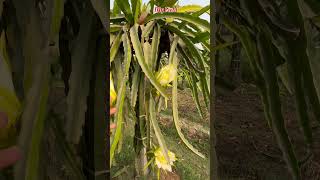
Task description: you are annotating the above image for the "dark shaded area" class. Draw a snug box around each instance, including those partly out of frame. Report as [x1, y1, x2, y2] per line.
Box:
[216, 84, 320, 179]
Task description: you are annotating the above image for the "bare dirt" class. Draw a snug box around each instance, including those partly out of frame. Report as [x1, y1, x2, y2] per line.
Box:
[215, 83, 320, 180]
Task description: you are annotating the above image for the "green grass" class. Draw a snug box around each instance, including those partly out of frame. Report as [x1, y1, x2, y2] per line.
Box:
[110, 113, 136, 179]
[110, 136, 136, 179]
[157, 88, 210, 179]
[160, 124, 210, 180]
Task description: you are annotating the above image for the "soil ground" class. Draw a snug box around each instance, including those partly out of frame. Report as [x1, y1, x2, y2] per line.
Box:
[216, 83, 320, 180]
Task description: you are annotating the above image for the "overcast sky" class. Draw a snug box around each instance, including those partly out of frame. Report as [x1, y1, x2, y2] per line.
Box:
[110, 0, 210, 21]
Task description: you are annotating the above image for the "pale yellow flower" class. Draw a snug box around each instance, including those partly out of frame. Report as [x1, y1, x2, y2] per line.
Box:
[110, 73, 117, 106]
[156, 64, 177, 87]
[154, 148, 177, 172]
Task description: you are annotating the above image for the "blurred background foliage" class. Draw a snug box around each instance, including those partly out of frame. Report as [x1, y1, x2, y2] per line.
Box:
[0, 0, 107, 179]
[215, 0, 320, 179]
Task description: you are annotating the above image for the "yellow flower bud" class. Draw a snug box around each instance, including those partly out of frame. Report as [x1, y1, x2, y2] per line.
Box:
[154, 147, 177, 172]
[156, 64, 176, 87]
[110, 73, 117, 106]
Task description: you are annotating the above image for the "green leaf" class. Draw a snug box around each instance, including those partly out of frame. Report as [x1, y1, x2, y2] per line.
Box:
[168, 35, 179, 64]
[110, 69, 125, 166]
[131, 0, 142, 23]
[110, 25, 123, 33]
[171, 21, 198, 38]
[0, 87, 20, 121]
[122, 32, 132, 75]
[49, 0, 64, 41]
[212, 41, 240, 52]
[277, 63, 293, 94]
[257, 0, 300, 35]
[199, 75, 210, 111]
[143, 41, 152, 68]
[177, 5, 210, 30]
[184, 71, 204, 119]
[305, 19, 320, 124]
[257, 29, 301, 179]
[166, 25, 206, 73]
[137, 74, 147, 148]
[12, 2, 54, 178]
[171, 53, 205, 159]
[146, 12, 210, 32]
[192, 32, 210, 44]
[142, 21, 155, 39]
[110, 32, 132, 165]
[286, 0, 320, 145]
[193, 5, 210, 16]
[176, 44, 204, 74]
[131, 61, 141, 107]
[112, 166, 129, 178]
[149, 94, 170, 162]
[110, 15, 126, 24]
[110, 31, 123, 63]
[113, 49, 124, 92]
[14, 60, 51, 180]
[115, 0, 134, 23]
[177, 5, 203, 13]
[129, 25, 169, 99]
[112, 1, 121, 16]
[24, 64, 50, 180]
[150, 24, 161, 71]
[0, 54, 21, 147]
